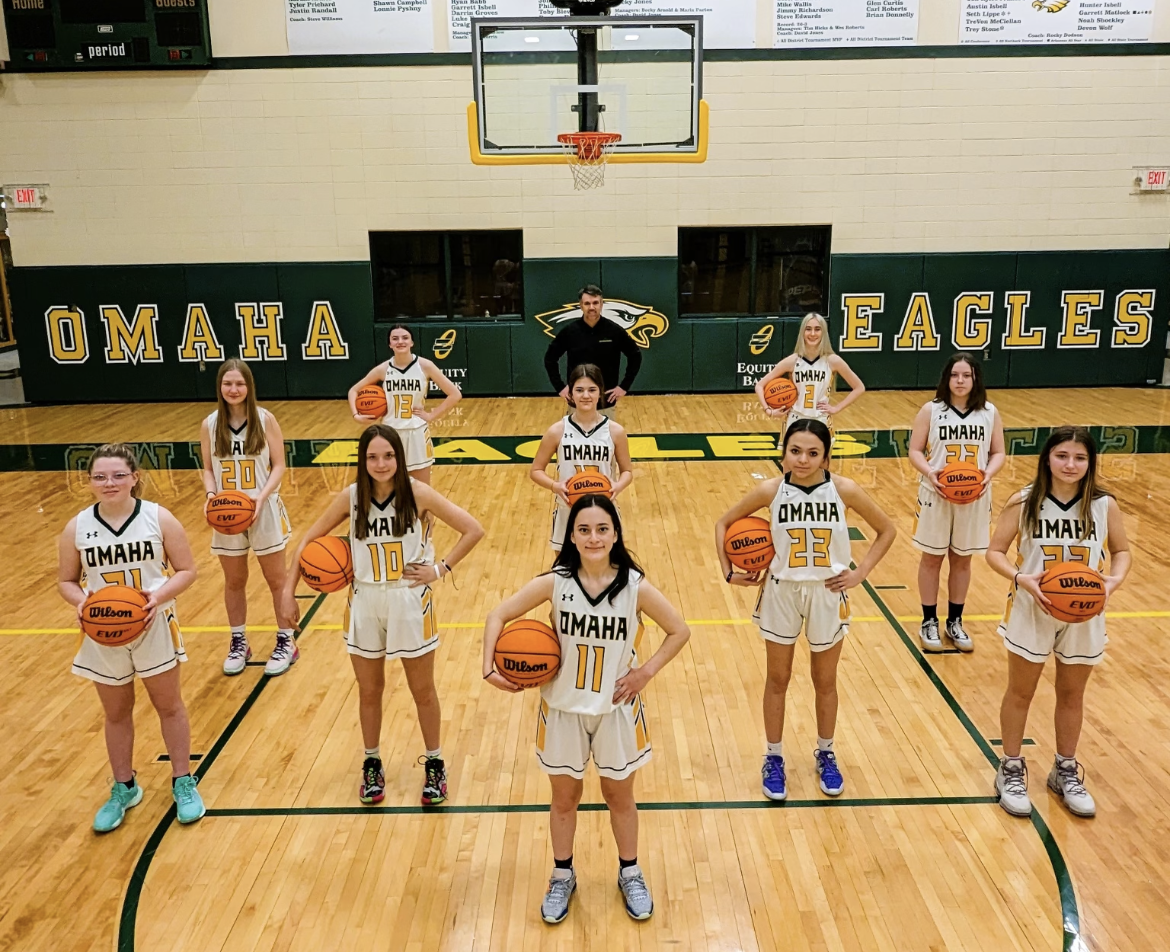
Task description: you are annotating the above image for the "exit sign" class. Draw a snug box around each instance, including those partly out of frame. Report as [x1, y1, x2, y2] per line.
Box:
[1136, 168, 1169, 191]
[3, 185, 48, 210]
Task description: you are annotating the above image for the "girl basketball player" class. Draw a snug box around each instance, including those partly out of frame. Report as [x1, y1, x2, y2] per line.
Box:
[58, 444, 204, 832]
[280, 425, 483, 806]
[484, 495, 690, 924]
[754, 313, 865, 427]
[716, 419, 895, 801]
[200, 359, 297, 677]
[908, 353, 1006, 653]
[348, 325, 462, 485]
[530, 364, 634, 552]
[987, 426, 1130, 819]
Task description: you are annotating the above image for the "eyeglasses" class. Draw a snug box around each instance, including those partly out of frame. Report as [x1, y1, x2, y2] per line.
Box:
[89, 473, 134, 484]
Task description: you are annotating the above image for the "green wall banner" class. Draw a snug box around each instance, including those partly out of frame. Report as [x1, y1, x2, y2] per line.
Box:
[10, 249, 1167, 404]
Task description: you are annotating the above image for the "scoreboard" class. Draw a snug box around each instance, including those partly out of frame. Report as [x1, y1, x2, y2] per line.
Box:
[2, 0, 211, 70]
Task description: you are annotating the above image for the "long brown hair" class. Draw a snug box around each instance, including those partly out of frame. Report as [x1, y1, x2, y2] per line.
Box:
[353, 424, 418, 540]
[933, 352, 987, 413]
[568, 362, 605, 393]
[88, 443, 143, 499]
[214, 359, 265, 458]
[1021, 426, 1107, 539]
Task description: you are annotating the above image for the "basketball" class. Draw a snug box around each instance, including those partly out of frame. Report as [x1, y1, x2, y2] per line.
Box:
[762, 378, 798, 411]
[936, 461, 983, 504]
[80, 585, 150, 647]
[564, 471, 613, 506]
[206, 490, 256, 534]
[356, 385, 388, 418]
[494, 619, 561, 688]
[1039, 562, 1106, 623]
[724, 516, 775, 571]
[299, 536, 355, 593]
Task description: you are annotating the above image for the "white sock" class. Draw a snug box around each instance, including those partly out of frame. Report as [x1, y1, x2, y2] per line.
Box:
[766, 741, 783, 757]
[277, 628, 294, 639]
[425, 747, 442, 761]
[364, 747, 380, 760]
[817, 736, 834, 752]
[1056, 753, 1076, 768]
[230, 625, 246, 638]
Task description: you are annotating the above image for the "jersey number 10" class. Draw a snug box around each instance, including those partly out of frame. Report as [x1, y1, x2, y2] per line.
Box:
[366, 542, 405, 582]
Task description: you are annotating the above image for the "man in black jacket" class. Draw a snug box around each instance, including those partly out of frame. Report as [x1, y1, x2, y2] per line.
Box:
[543, 285, 642, 409]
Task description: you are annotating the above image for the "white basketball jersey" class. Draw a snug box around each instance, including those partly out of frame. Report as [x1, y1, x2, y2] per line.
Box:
[768, 474, 853, 582]
[382, 357, 427, 431]
[923, 401, 998, 480]
[557, 415, 615, 483]
[76, 500, 169, 595]
[542, 569, 643, 716]
[788, 355, 832, 421]
[207, 409, 276, 499]
[1014, 488, 1110, 577]
[349, 483, 432, 586]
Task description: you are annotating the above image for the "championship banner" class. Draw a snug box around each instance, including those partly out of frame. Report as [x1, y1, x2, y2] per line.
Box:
[774, 0, 920, 48]
[286, 0, 435, 55]
[959, 0, 1155, 44]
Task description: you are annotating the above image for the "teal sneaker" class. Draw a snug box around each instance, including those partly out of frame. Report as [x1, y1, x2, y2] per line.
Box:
[93, 780, 143, 833]
[172, 775, 206, 824]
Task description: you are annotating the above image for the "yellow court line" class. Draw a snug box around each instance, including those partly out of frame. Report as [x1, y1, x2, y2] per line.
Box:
[5, 611, 1169, 636]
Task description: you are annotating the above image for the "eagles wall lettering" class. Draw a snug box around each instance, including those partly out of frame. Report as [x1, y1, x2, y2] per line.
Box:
[44, 300, 352, 366]
[838, 289, 1156, 352]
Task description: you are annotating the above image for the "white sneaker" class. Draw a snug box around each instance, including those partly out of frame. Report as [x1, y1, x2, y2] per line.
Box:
[223, 633, 250, 676]
[946, 618, 974, 652]
[264, 634, 299, 677]
[995, 757, 1032, 817]
[1047, 758, 1096, 818]
[920, 618, 943, 653]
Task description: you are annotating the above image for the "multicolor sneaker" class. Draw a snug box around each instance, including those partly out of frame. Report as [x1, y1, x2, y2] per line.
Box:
[93, 780, 143, 833]
[618, 864, 654, 920]
[995, 757, 1032, 817]
[540, 868, 576, 924]
[920, 618, 943, 653]
[1047, 758, 1096, 818]
[360, 757, 385, 804]
[172, 775, 206, 824]
[223, 633, 251, 676]
[946, 618, 974, 652]
[264, 633, 298, 677]
[420, 756, 448, 805]
[815, 749, 844, 796]
[762, 755, 787, 801]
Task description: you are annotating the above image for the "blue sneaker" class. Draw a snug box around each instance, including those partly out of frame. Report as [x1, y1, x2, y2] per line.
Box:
[815, 749, 844, 796]
[762, 754, 787, 801]
[173, 775, 206, 824]
[94, 780, 143, 833]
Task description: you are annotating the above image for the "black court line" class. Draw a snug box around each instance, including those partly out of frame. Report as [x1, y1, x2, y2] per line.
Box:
[117, 592, 327, 952]
[204, 795, 998, 819]
[862, 578, 1081, 951]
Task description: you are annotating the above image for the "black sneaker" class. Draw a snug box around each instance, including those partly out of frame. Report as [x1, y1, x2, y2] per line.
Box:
[420, 756, 448, 805]
[359, 757, 385, 804]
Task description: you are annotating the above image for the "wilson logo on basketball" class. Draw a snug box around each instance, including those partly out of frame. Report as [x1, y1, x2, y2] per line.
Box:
[1058, 577, 1103, 591]
[211, 497, 247, 509]
[87, 606, 134, 619]
[731, 534, 769, 551]
[943, 472, 979, 485]
[573, 477, 608, 492]
[301, 570, 322, 583]
[503, 658, 549, 673]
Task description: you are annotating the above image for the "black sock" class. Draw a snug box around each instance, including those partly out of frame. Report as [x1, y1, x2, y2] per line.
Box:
[118, 778, 136, 791]
[554, 856, 573, 870]
[948, 602, 964, 623]
[922, 604, 937, 622]
[619, 856, 637, 870]
[171, 773, 190, 789]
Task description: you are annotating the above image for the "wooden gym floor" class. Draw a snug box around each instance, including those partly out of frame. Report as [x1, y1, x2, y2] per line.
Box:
[1, 389, 1168, 952]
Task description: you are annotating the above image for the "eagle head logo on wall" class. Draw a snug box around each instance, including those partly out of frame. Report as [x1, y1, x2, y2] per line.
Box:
[535, 299, 670, 348]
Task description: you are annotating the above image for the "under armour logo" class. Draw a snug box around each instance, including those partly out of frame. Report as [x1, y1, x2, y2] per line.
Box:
[86, 531, 99, 539]
[562, 593, 574, 602]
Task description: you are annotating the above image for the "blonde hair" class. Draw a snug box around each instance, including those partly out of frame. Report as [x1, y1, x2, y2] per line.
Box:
[88, 443, 143, 499]
[214, 359, 265, 458]
[793, 313, 836, 361]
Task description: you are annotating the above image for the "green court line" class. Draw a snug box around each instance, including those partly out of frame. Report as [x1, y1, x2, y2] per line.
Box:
[203, 795, 997, 818]
[861, 578, 1081, 951]
[117, 593, 327, 952]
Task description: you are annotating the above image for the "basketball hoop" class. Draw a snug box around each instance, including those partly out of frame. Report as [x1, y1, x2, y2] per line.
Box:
[557, 132, 622, 190]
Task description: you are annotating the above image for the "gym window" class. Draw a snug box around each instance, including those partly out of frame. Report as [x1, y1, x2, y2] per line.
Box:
[678, 226, 830, 317]
[369, 230, 524, 322]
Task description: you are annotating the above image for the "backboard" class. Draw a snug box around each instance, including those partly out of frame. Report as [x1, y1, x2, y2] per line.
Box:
[469, 15, 706, 165]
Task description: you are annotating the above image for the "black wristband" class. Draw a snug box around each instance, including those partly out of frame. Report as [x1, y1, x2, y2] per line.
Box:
[725, 569, 734, 583]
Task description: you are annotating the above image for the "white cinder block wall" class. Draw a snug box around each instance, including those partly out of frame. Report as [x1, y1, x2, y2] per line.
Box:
[0, 0, 1168, 266]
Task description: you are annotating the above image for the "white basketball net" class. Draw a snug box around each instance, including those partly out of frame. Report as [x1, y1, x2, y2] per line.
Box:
[557, 133, 622, 190]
